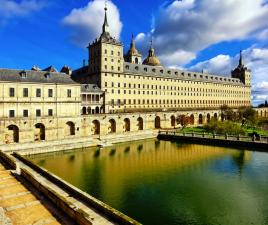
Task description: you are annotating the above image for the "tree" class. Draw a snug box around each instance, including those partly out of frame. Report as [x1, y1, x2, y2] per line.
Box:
[220, 105, 235, 121]
[176, 115, 191, 128]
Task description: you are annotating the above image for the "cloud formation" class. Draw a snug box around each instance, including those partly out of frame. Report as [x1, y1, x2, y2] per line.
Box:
[0, 0, 45, 24]
[62, 0, 123, 47]
[136, 0, 268, 67]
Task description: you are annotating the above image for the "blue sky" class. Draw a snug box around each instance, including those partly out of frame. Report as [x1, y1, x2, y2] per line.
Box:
[0, 0, 268, 105]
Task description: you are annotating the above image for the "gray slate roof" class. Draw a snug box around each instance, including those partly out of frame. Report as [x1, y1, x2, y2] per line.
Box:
[123, 62, 244, 86]
[0, 68, 78, 85]
[81, 84, 103, 93]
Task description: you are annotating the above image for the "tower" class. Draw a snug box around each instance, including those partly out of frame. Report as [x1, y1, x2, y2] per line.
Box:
[87, 4, 124, 81]
[231, 50, 251, 86]
[125, 35, 142, 64]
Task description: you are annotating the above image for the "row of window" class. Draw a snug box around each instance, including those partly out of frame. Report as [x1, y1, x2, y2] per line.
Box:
[9, 109, 53, 118]
[9, 88, 72, 98]
[104, 73, 244, 86]
[108, 89, 248, 98]
[110, 99, 250, 105]
[105, 82, 248, 94]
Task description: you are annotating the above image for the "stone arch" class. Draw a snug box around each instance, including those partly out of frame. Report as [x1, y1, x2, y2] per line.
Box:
[265, 110, 267, 117]
[135, 57, 139, 64]
[260, 110, 263, 117]
[96, 107, 100, 114]
[92, 120, 100, 135]
[171, 115, 176, 127]
[87, 107, 91, 114]
[123, 118, 130, 132]
[108, 119, 116, 133]
[34, 123, 45, 141]
[214, 113, 218, 119]
[6, 125, 19, 143]
[66, 121, 75, 136]
[82, 107, 87, 115]
[155, 116, 161, 129]
[198, 114, 203, 125]
[207, 113, 211, 123]
[137, 117, 143, 131]
[190, 114, 195, 125]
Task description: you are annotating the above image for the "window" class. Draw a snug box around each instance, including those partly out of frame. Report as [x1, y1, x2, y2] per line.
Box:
[48, 109, 53, 116]
[48, 89, 53, 97]
[105, 82, 107, 87]
[23, 110, 28, 117]
[111, 50, 114, 55]
[9, 88, 15, 97]
[23, 88, 28, 97]
[67, 89, 71, 97]
[36, 88, 41, 97]
[36, 109, 41, 117]
[9, 110, 15, 118]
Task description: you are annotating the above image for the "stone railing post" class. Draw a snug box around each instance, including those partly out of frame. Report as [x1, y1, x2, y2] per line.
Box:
[202, 132, 205, 138]
[192, 132, 195, 137]
[225, 133, 228, 140]
[237, 134, 240, 141]
[213, 132, 216, 139]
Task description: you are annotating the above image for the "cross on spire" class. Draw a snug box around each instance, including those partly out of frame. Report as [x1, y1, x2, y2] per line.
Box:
[102, 0, 109, 34]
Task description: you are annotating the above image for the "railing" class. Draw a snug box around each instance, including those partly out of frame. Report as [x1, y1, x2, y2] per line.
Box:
[158, 130, 268, 143]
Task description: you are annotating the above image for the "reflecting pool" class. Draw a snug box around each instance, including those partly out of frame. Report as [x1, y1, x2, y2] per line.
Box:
[29, 139, 268, 225]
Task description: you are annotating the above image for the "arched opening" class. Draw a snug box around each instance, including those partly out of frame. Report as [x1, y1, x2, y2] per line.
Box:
[190, 114, 195, 125]
[221, 114, 224, 121]
[6, 125, 19, 143]
[135, 57, 139, 64]
[137, 117, 143, 131]
[260, 111, 263, 117]
[155, 116, 161, 129]
[207, 114, 211, 123]
[214, 113, 218, 119]
[265, 111, 267, 117]
[198, 114, 203, 125]
[96, 107, 100, 114]
[108, 119, 116, 133]
[66, 121, 75, 136]
[171, 115, 176, 127]
[34, 123, 45, 141]
[87, 107, 91, 114]
[92, 120, 100, 135]
[124, 118, 130, 132]
[82, 107, 87, 115]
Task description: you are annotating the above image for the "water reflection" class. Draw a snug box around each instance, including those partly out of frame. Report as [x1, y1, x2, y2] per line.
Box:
[30, 139, 268, 225]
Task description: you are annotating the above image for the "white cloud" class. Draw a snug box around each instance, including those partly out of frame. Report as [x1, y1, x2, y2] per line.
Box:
[136, 0, 268, 67]
[0, 0, 45, 23]
[63, 0, 122, 47]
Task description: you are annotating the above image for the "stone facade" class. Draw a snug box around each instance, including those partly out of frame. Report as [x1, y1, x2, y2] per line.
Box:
[0, 5, 264, 146]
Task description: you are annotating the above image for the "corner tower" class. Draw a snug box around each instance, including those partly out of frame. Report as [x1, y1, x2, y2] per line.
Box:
[231, 50, 251, 86]
[87, 4, 124, 83]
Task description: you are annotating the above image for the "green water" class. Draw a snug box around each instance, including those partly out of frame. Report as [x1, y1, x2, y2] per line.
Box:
[29, 139, 268, 225]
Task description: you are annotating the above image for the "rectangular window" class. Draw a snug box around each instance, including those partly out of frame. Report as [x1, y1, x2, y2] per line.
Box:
[36, 109, 41, 117]
[48, 89, 53, 97]
[23, 110, 28, 117]
[9, 88, 15, 97]
[23, 88, 28, 97]
[9, 110, 15, 118]
[48, 109, 53, 116]
[36, 88, 41, 97]
[67, 89, 72, 97]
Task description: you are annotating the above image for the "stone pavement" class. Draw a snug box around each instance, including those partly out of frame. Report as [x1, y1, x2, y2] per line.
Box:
[0, 162, 70, 225]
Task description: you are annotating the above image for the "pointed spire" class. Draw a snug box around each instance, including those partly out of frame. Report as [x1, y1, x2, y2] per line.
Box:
[239, 50, 244, 67]
[148, 37, 155, 57]
[102, 0, 109, 34]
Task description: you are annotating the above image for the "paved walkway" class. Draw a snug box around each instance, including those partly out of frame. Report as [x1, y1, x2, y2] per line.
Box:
[0, 162, 67, 225]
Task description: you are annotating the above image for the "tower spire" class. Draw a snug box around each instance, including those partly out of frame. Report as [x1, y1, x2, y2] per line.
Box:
[102, 0, 109, 34]
[239, 50, 243, 67]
